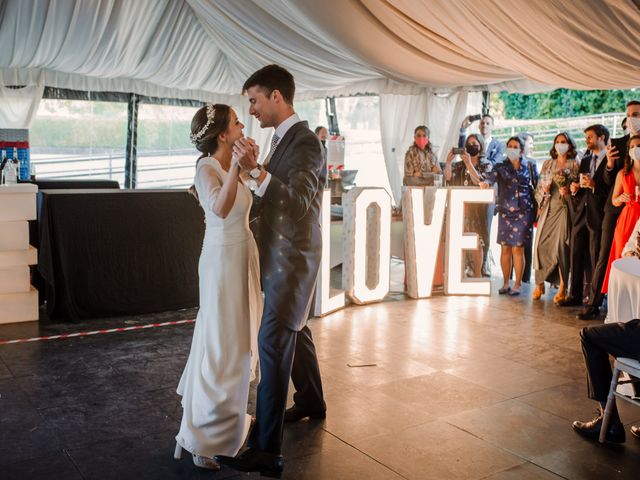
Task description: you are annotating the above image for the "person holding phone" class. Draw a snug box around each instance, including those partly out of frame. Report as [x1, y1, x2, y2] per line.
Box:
[601, 134, 640, 294]
[578, 100, 640, 319]
[460, 114, 505, 276]
[444, 134, 492, 277]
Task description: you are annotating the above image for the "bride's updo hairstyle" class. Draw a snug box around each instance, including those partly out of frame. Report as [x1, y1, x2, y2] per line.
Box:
[190, 103, 231, 159]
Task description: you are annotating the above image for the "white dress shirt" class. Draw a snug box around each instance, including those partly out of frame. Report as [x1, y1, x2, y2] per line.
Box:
[255, 113, 301, 197]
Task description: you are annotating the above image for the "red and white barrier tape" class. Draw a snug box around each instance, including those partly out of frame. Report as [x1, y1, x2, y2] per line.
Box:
[0, 319, 195, 346]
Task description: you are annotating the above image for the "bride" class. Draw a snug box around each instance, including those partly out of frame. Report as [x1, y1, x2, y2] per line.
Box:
[174, 104, 262, 470]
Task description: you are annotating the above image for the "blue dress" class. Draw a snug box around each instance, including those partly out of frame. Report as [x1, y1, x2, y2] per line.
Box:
[484, 159, 535, 247]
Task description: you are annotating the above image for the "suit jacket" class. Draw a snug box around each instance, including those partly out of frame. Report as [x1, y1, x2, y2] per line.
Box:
[569, 151, 608, 231]
[458, 132, 505, 165]
[255, 120, 326, 331]
[603, 134, 630, 215]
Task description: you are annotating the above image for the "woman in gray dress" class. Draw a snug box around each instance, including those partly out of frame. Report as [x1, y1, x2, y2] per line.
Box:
[533, 132, 579, 303]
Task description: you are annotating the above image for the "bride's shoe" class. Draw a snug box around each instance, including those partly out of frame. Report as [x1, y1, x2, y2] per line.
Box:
[192, 454, 221, 471]
[174, 443, 183, 460]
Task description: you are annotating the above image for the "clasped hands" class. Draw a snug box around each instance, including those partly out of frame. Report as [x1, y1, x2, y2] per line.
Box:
[232, 138, 260, 171]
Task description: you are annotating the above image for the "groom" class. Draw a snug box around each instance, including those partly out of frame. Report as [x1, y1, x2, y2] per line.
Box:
[216, 65, 327, 477]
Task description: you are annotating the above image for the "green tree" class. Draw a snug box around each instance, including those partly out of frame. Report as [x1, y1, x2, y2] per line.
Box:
[498, 88, 638, 119]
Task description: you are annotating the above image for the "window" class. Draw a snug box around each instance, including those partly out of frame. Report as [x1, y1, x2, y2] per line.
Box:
[295, 98, 326, 131]
[334, 96, 390, 194]
[136, 104, 201, 189]
[30, 99, 128, 185]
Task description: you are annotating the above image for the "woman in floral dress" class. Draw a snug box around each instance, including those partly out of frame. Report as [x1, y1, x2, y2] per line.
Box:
[465, 136, 535, 295]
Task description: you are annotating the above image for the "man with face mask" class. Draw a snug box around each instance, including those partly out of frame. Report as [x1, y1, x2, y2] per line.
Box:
[562, 125, 610, 307]
[459, 114, 505, 276]
[578, 101, 640, 319]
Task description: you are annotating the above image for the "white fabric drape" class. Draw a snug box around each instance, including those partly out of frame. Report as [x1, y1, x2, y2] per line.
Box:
[379, 89, 468, 204]
[0, 84, 44, 128]
[1, 0, 638, 101]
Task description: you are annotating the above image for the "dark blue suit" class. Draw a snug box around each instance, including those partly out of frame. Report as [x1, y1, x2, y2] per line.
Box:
[248, 120, 327, 454]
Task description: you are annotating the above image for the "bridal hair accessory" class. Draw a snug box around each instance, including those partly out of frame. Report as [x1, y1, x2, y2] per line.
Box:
[190, 103, 216, 144]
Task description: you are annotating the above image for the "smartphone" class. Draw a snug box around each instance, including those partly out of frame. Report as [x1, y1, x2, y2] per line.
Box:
[452, 147, 465, 155]
[469, 114, 482, 122]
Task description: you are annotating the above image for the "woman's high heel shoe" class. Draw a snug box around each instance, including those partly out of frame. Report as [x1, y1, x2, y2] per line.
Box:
[532, 283, 545, 300]
[192, 454, 221, 471]
[553, 288, 567, 305]
[174, 443, 183, 460]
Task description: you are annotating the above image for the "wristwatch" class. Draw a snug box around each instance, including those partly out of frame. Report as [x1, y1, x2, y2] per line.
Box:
[249, 165, 262, 179]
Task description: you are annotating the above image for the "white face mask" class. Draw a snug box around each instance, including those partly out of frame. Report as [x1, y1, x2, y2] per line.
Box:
[627, 116, 640, 136]
[506, 148, 520, 161]
[630, 146, 640, 162]
[555, 143, 569, 155]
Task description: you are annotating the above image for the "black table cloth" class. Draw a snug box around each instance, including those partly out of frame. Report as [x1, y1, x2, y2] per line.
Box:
[37, 189, 205, 321]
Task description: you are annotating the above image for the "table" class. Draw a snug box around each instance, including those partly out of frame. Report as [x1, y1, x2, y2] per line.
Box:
[607, 256, 640, 324]
[37, 189, 205, 321]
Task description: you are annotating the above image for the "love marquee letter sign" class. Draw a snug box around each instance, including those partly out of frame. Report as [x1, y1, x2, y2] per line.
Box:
[314, 186, 494, 316]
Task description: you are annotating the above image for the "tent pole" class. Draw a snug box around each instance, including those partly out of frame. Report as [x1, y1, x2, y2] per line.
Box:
[124, 93, 139, 189]
[325, 97, 340, 135]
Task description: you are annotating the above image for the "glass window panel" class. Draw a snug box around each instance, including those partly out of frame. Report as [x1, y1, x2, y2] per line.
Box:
[334, 96, 390, 194]
[30, 99, 128, 186]
[295, 98, 326, 132]
[136, 104, 201, 189]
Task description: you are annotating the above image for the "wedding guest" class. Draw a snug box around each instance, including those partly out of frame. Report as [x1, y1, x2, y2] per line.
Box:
[519, 132, 539, 283]
[572, 320, 640, 443]
[460, 114, 505, 276]
[444, 134, 492, 277]
[404, 125, 441, 186]
[601, 134, 640, 294]
[578, 101, 640, 319]
[532, 132, 579, 303]
[315, 126, 328, 160]
[561, 125, 610, 307]
[466, 136, 535, 295]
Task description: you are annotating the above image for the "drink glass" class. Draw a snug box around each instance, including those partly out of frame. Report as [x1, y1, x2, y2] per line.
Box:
[635, 185, 640, 202]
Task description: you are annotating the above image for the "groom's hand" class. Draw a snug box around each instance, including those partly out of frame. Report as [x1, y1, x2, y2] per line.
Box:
[234, 138, 258, 170]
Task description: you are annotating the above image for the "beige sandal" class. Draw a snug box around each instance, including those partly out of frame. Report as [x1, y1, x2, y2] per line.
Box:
[532, 283, 545, 300]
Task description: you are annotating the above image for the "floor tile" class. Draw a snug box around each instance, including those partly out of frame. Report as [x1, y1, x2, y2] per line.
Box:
[355, 420, 522, 480]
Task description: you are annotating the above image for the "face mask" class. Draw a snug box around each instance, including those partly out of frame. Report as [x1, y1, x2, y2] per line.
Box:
[465, 145, 480, 156]
[627, 116, 640, 136]
[506, 148, 520, 161]
[415, 137, 428, 149]
[630, 146, 640, 162]
[555, 143, 569, 155]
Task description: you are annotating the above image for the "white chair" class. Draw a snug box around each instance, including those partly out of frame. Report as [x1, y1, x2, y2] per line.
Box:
[599, 357, 640, 443]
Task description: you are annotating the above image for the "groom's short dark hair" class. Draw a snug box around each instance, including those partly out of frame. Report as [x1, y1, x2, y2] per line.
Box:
[243, 65, 295, 105]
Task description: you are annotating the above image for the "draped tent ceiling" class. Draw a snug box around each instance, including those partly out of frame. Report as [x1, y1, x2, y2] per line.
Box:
[1, 0, 639, 101]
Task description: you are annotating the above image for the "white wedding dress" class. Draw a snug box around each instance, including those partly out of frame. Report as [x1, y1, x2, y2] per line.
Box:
[176, 156, 262, 458]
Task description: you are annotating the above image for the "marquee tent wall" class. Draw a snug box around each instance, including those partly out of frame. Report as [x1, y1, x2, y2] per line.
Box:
[1, 0, 639, 199]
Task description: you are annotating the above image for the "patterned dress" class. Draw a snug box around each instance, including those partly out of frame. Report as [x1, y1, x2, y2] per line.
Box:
[403, 145, 441, 185]
[484, 160, 536, 247]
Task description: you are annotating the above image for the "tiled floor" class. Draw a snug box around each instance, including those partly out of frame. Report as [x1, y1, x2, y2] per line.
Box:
[1, 279, 640, 479]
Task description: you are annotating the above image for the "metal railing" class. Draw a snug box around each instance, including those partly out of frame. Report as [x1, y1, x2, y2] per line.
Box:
[492, 112, 624, 161]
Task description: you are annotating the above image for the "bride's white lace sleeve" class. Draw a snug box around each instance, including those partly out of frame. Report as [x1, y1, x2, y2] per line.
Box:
[195, 164, 222, 213]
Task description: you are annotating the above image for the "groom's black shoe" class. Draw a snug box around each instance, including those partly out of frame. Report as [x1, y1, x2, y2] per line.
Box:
[572, 413, 626, 443]
[215, 448, 284, 478]
[284, 404, 326, 423]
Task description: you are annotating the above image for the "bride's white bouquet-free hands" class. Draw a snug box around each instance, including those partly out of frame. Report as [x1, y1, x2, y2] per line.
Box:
[234, 137, 259, 171]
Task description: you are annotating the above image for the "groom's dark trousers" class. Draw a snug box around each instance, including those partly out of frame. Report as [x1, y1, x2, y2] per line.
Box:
[250, 310, 324, 452]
